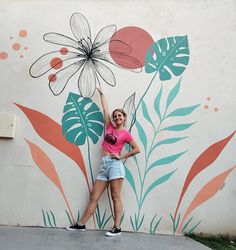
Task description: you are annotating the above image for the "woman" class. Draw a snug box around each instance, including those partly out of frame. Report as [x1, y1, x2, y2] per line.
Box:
[66, 86, 140, 237]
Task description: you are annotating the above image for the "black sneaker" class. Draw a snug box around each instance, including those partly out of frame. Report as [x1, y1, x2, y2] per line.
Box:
[66, 223, 86, 231]
[105, 226, 121, 237]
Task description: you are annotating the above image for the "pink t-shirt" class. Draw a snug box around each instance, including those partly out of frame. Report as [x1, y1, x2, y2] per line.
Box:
[102, 123, 133, 154]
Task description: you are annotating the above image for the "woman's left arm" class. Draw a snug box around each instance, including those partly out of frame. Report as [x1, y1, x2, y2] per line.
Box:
[111, 140, 140, 160]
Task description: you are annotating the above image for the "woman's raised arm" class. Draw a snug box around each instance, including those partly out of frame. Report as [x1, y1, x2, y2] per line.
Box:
[97, 86, 111, 128]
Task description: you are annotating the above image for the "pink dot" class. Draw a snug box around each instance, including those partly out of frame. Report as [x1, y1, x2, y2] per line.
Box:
[50, 57, 63, 69]
[48, 74, 57, 82]
[19, 30, 27, 38]
[24, 47, 28, 50]
[20, 55, 24, 59]
[204, 105, 209, 109]
[214, 107, 219, 112]
[0, 52, 8, 60]
[12, 43, 21, 51]
[109, 26, 154, 69]
[60, 47, 68, 55]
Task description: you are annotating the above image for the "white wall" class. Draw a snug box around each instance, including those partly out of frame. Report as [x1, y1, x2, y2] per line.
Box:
[0, 0, 236, 235]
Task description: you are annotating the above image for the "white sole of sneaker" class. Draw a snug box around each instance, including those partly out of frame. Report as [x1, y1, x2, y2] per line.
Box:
[105, 232, 121, 237]
[65, 226, 86, 232]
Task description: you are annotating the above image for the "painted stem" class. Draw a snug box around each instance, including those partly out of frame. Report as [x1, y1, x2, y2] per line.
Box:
[140, 108, 167, 205]
[86, 136, 95, 185]
[132, 71, 170, 230]
[135, 88, 169, 230]
[130, 72, 158, 130]
[86, 136, 102, 228]
[62, 192, 76, 224]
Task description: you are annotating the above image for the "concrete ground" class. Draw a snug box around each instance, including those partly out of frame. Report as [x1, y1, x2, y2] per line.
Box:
[0, 226, 211, 250]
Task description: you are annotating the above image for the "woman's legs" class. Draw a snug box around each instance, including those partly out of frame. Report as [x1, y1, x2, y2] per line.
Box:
[79, 180, 108, 225]
[110, 178, 124, 228]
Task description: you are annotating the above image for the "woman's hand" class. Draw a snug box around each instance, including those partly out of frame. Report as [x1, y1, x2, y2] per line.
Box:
[96, 85, 103, 95]
[110, 154, 122, 160]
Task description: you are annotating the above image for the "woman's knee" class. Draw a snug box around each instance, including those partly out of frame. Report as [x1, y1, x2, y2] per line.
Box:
[111, 191, 121, 202]
[90, 193, 99, 203]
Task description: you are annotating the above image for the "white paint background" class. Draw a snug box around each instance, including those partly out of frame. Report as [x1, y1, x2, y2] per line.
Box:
[0, 0, 235, 234]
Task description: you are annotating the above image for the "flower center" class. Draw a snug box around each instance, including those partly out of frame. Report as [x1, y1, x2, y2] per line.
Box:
[78, 37, 100, 59]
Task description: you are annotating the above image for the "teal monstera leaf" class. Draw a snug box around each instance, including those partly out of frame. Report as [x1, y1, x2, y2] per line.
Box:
[145, 35, 189, 80]
[62, 92, 103, 145]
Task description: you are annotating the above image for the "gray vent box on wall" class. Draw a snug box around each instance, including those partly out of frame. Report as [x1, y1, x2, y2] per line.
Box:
[0, 113, 17, 138]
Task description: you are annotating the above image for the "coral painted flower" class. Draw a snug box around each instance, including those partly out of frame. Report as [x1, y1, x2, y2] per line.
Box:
[29, 12, 141, 98]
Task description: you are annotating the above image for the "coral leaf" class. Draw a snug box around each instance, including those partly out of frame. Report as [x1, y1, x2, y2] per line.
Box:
[177, 166, 235, 233]
[25, 139, 76, 223]
[25, 139, 63, 192]
[14, 103, 90, 190]
[174, 131, 235, 219]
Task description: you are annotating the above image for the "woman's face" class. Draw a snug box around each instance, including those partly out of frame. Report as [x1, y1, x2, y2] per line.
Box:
[113, 111, 126, 126]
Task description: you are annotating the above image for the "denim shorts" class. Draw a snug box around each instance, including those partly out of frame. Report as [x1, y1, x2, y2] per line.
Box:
[96, 156, 125, 181]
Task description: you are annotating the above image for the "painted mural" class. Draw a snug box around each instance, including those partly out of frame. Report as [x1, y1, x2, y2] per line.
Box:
[1, 2, 235, 235]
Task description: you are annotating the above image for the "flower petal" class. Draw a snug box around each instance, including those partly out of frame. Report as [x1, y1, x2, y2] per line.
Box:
[49, 59, 85, 96]
[94, 40, 132, 55]
[29, 51, 84, 78]
[94, 53, 142, 72]
[44, 32, 83, 51]
[93, 25, 116, 47]
[93, 59, 116, 86]
[122, 92, 136, 131]
[78, 60, 97, 98]
[70, 13, 91, 42]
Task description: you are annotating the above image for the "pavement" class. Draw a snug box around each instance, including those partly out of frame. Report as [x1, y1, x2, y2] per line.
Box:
[0, 226, 211, 250]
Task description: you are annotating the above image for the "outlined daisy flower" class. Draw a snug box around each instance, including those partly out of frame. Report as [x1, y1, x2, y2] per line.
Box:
[29, 12, 142, 98]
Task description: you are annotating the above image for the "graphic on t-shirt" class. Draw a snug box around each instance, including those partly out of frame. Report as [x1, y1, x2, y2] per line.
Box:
[104, 132, 118, 145]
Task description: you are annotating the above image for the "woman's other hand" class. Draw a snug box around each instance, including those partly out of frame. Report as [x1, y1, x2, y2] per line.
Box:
[110, 154, 121, 160]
